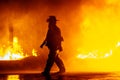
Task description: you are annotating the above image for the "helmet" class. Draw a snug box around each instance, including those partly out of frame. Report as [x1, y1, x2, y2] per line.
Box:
[47, 16, 59, 22]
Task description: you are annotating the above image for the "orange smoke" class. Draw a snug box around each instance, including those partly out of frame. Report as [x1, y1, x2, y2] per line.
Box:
[0, 37, 37, 60]
[66, 0, 120, 72]
[1, 0, 120, 72]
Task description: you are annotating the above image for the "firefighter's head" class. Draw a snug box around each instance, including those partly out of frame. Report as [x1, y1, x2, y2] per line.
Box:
[47, 16, 58, 24]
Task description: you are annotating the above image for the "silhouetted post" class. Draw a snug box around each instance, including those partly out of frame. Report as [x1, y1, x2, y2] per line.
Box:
[9, 24, 14, 47]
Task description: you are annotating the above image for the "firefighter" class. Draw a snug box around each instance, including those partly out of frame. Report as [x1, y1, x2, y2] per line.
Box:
[40, 16, 65, 76]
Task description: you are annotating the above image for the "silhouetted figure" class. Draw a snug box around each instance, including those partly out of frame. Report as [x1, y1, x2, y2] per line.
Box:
[40, 16, 65, 76]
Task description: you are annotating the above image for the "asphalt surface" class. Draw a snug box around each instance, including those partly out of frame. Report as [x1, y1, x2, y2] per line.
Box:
[0, 72, 115, 80]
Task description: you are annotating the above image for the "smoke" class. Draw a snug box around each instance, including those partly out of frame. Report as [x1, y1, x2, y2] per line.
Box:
[1, 0, 120, 72]
[0, 0, 83, 71]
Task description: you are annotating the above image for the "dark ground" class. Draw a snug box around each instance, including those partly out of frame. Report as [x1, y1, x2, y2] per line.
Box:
[0, 72, 119, 80]
[0, 56, 119, 80]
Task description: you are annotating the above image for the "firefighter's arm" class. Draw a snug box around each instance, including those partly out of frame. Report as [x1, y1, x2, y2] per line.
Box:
[40, 40, 46, 48]
[40, 37, 47, 48]
[59, 45, 63, 52]
[40, 31, 49, 48]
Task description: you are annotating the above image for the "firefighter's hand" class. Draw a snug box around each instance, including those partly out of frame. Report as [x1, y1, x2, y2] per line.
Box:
[59, 46, 63, 52]
[40, 44, 44, 48]
[40, 41, 46, 48]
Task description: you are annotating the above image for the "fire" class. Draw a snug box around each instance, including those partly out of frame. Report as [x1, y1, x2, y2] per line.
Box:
[74, 0, 120, 60]
[32, 49, 38, 57]
[106, 0, 120, 4]
[66, 0, 120, 72]
[76, 49, 113, 59]
[0, 37, 37, 60]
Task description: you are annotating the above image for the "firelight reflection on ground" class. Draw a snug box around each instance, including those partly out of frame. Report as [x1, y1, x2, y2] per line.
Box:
[7, 75, 20, 80]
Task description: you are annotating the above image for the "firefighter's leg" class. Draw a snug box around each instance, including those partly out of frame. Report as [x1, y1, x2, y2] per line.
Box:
[55, 54, 65, 73]
[43, 50, 56, 75]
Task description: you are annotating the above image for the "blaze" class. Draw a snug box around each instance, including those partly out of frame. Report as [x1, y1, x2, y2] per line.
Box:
[67, 0, 120, 72]
[32, 48, 38, 57]
[0, 37, 37, 60]
[75, 0, 120, 59]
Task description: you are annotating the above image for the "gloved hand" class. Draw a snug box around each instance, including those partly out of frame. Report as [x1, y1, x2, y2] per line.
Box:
[40, 44, 44, 48]
[59, 46, 63, 52]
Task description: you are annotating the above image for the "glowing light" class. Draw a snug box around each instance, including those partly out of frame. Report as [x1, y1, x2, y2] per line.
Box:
[7, 75, 20, 80]
[77, 54, 88, 59]
[66, 0, 120, 72]
[116, 42, 120, 47]
[32, 49, 37, 57]
[13, 37, 18, 43]
[0, 37, 38, 60]
[74, 0, 120, 60]
[106, 0, 120, 4]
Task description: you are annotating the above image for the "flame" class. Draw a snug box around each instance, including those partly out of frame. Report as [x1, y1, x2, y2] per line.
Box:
[0, 37, 37, 60]
[76, 49, 113, 59]
[73, 0, 120, 60]
[66, 0, 120, 72]
[32, 48, 38, 57]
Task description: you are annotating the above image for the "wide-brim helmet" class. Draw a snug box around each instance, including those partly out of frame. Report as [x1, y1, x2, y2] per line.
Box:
[47, 16, 59, 22]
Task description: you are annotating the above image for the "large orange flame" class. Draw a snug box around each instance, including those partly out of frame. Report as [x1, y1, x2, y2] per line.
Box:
[66, 0, 120, 72]
[0, 37, 37, 60]
[74, 0, 120, 59]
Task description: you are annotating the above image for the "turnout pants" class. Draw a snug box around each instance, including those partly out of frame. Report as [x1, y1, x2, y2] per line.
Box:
[43, 49, 65, 73]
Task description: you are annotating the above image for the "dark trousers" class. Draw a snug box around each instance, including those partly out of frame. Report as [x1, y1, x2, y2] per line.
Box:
[43, 49, 65, 73]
